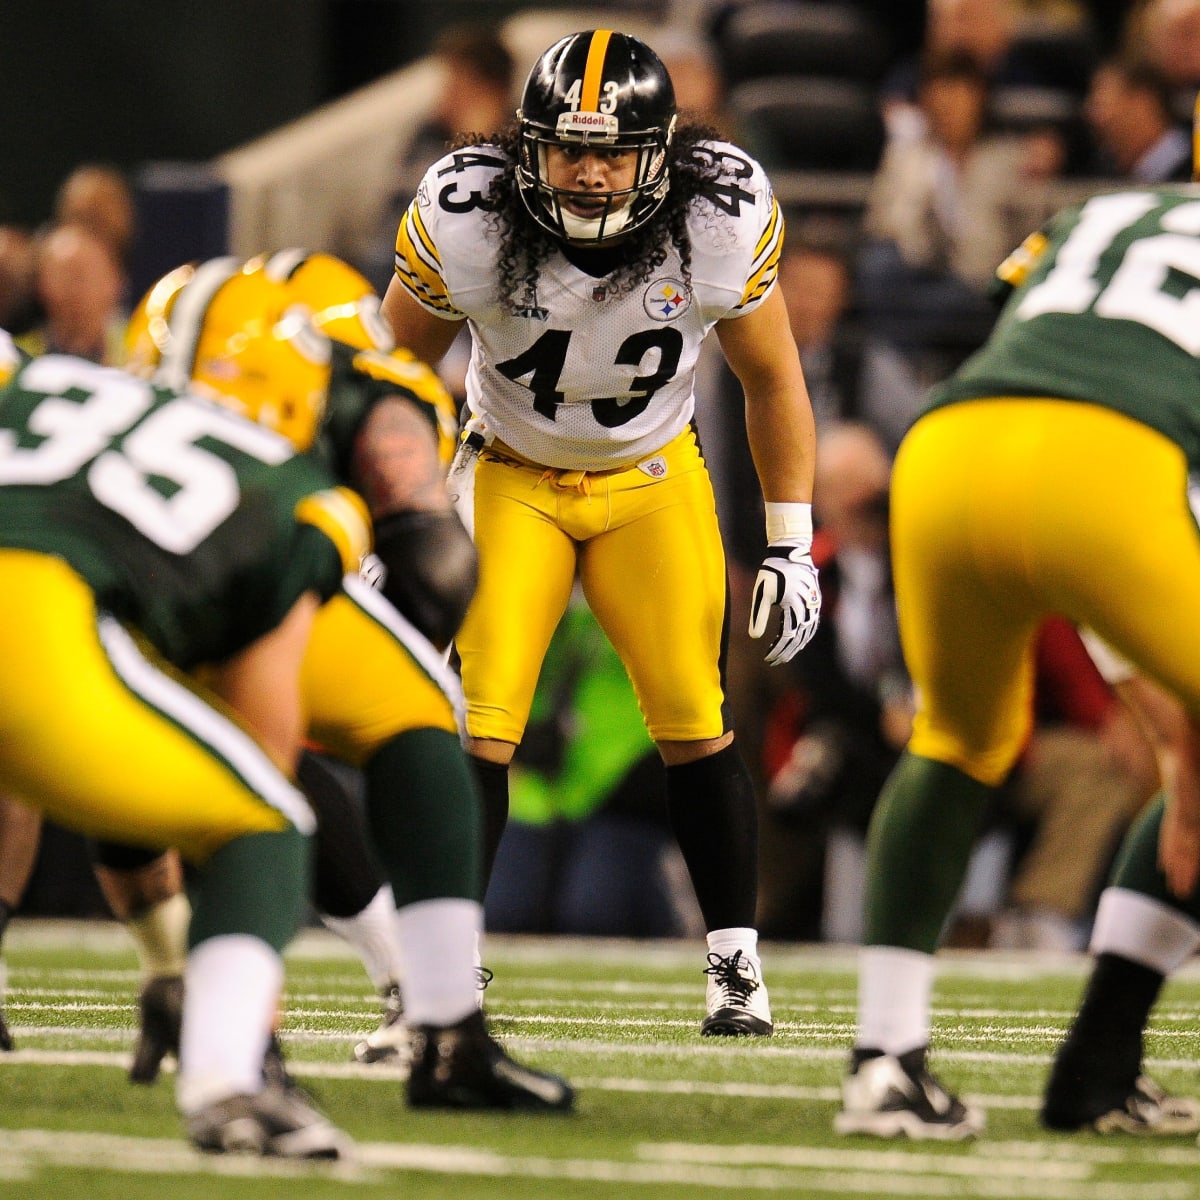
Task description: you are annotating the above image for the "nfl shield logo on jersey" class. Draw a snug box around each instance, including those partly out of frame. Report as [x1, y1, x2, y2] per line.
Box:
[644, 279, 691, 321]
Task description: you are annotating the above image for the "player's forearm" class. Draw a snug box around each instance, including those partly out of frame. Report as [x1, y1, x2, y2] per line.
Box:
[744, 381, 816, 504]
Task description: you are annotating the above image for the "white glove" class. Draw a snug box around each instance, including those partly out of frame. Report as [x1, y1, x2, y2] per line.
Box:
[749, 545, 822, 665]
[748, 501, 821, 665]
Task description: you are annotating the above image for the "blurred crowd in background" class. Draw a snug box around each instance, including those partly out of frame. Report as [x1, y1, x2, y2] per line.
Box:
[2, 0, 1188, 950]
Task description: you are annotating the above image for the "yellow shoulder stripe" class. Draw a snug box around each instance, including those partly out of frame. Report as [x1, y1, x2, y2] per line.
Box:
[295, 486, 372, 574]
[737, 198, 783, 308]
[996, 230, 1050, 289]
[394, 206, 464, 318]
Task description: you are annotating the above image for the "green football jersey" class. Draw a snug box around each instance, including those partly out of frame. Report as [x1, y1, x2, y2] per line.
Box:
[0, 353, 364, 667]
[930, 187, 1200, 467]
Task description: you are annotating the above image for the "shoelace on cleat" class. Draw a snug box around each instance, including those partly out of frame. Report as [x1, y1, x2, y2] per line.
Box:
[703, 951, 759, 1004]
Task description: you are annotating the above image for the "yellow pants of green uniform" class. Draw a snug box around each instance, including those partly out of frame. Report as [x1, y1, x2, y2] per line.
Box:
[0, 550, 312, 862]
[457, 426, 730, 746]
[894, 398, 1200, 786]
[301, 573, 462, 766]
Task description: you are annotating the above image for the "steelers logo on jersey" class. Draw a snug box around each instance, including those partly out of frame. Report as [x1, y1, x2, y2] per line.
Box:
[643, 279, 691, 321]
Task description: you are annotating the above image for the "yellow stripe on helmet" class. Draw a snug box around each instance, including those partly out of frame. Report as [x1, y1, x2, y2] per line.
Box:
[1194, 89, 1200, 181]
[581, 29, 613, 111]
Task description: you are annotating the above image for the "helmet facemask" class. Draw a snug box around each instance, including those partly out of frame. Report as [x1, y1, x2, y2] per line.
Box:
[515, 30, 678, 247]
[518, 112, 676, 245]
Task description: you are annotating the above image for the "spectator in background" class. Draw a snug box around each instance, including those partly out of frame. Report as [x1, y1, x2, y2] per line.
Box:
[53, 163, 137, 271]
[880, 0, 1020, 134]
[761, 423, 909, 941]
[693, 223, 920, 920]
[1133, 0, 1200, 108]
[363, 23, 516, 297]
[0, 226, 38, 336]
[1083, 54, 1191, 179]
[779, 228, 924, 454]
[17, 223, 128, 364]
[654, 28, 733, 135]
[857, 49, 1056, 375]
[487, 591, 701, 939]
[991, 617, 1160, 951]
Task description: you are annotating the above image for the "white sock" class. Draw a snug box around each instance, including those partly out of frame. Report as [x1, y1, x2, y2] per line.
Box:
[176, 935, 281, 1114]
[320, 884, 403, 994]
[128, 892, 191, 981]
[706, 927, 760, 965]
[856, 945, 933, 1056]
[1090, 887, 1200, 974]
[395, 898, 482, 1026]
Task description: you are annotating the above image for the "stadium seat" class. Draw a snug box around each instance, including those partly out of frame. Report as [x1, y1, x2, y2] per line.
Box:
[729, 77, 886, 172]
[717, 2, 891, 87]
[988, 84, 1082, 135]
[1006, 22, 1099, 96]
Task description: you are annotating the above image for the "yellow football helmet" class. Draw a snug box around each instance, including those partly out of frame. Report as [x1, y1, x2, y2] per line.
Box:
[138, 257, 333, 451]
[123, 260, 203, 378]
[249, 248, 395, 353]
[0, 328, 20, 386]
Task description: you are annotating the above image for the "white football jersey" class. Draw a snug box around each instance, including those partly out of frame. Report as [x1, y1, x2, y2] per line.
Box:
[394, 141, 783, 471]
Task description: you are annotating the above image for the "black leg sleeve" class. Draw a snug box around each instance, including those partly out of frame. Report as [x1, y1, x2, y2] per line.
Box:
[469, 755, 511, 898]
[665, 743, 758, 932]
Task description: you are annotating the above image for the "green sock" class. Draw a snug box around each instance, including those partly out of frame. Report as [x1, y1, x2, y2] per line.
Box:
[188, 826, 310, 954]
[863, 752, 994, 952]
[364, 728, 482, 907]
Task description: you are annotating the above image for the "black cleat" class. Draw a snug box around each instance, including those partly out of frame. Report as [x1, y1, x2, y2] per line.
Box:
[186, 1081, 350, 1159]
[835, 1046, 985, 1139]
[353, 983, 409, 1066]
[0, 1005, 12, 1051]
[129, 974, 184, 1084]
[1043, 1069, 1200, 1135]
[407, 1010, 574, 1111]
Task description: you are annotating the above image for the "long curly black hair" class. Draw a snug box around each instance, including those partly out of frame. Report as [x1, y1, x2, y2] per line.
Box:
[450, 123, 723, 312]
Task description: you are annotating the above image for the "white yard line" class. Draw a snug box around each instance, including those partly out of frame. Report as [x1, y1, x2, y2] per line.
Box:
[0, 1128, 1195, 1198]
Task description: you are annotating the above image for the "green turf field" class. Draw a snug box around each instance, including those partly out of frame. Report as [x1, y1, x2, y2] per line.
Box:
[3, 920, 1200, 1199]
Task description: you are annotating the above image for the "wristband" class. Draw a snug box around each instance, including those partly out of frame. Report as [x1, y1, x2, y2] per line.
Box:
[764, 501, 813, 551]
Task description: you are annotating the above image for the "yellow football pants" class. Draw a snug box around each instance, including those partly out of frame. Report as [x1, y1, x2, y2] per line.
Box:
[0, 550, 312, 862]
[457, 426, 730, 745]
[894, 398, 1200, 785]
[301, 573, 462, 765]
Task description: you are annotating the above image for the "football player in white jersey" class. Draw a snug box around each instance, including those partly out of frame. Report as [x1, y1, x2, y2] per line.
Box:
[382, 29, 822, 1034]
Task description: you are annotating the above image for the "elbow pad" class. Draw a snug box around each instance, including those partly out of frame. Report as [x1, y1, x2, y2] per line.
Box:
[369, 509, 478, 649]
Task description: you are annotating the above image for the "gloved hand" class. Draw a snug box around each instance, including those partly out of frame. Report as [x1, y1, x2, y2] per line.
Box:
[749, 544, 822, 665]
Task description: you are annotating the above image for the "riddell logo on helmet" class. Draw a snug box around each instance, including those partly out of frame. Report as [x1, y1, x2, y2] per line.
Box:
[557, 112, 619, 138]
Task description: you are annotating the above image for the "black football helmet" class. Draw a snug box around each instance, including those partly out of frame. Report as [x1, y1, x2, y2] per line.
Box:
[516, 29, 677, 245]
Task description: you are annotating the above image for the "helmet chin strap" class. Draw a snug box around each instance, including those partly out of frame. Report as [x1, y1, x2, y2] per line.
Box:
[557, 200, 632, 243]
